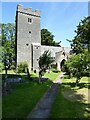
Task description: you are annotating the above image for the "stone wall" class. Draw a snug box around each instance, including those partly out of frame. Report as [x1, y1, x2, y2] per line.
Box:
[32, 43, 41, 72]
[16, 4, 41, 71]
[41, 45, 62, 57]
[41, 45, 71, 70]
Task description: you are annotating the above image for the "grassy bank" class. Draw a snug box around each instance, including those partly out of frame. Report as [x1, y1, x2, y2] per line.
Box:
[50, 76, 90, 118]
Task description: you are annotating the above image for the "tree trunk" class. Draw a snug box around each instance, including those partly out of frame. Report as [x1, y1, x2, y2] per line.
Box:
[76, 78, 80, 86]
[39, 77, 41, 83]
[39, 70, 42, 84]
[5, 67, 8, 79]
[27, 68, 31, 80]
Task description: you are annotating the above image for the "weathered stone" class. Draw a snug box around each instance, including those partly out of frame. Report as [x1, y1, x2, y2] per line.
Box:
[5, 78, 23, 83]
[16, 5, 71, 72]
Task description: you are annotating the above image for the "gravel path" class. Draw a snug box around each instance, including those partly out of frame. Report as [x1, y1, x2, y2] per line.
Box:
[27, 72, 64, 119]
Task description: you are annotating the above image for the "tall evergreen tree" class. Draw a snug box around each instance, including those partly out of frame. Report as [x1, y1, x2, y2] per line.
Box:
[67, 16, 90, 54]
[41, 29, 61, 46]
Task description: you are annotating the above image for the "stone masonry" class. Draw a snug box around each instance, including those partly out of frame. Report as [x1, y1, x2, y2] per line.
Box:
[16, 4, 71, 72]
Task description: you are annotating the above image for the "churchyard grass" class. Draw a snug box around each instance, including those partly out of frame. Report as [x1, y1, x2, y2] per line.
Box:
[2, 81, 52, 118]
[2, 70, 61, 119]
[1, 70, 16, 74]
[44, 71, 60, 81]
[50, 76, 90, 118]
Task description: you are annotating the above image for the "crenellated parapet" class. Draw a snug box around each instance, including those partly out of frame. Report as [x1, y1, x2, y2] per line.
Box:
[17, 4, 40, 17]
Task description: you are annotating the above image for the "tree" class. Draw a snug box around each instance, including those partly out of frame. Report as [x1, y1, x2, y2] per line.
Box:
[0, 23, 15, 75]
[67, 16, 90, 54]
[65, 51, 90, 85]
[0, 47, 4, 72]
[38, 50, 54, 83]
[65, 16, 90, 85]
[41, 29, 61, 46]
[1, 23, 15, 46]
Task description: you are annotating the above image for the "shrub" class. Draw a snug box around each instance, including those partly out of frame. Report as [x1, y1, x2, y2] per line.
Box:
[64, 75, 70, 79]
[51, 64, 57, 69]
[17, 62, 28, 73]
[52, 68, 60, 73]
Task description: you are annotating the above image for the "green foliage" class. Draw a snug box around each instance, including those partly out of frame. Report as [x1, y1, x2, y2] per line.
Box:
[17, 62, 28, 73]
[2, 40, 15, 69]
[0, 62, 4, 72]
[65, 51, 90, 81]
[51, 64, 57, 69]
[66, 16, 90, 84]
[39, 50, 54, 80]
[63, 75, 70, 79]
[84, 51, 90, 76]
[39, 50, 54, 70]
[52, 68, 60, 73]
[41, 29, 61, 46]
[1, 23, 16, 70]
[1, 23, 15, 46]
[68, 16, 90, 54]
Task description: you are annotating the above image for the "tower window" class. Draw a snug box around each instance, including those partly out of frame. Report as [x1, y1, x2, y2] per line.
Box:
[26, 43, 29, 46]
[29, 31, 31, 34]
[28, 18, 32, 23]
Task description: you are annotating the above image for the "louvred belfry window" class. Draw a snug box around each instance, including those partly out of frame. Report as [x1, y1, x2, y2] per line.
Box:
[28, 18, 32, 23]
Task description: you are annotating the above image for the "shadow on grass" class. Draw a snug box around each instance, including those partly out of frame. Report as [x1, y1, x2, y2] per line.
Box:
[1, 73, 50, 82]
[1, 73, 31, 81]
[2, 81, 53, 119]
[62, 83, 90, 117]
[61, 84, 83, 102]
[62, 82, 90, 89]
[1, 73, 52, 97]
[50, 82, 90, 118]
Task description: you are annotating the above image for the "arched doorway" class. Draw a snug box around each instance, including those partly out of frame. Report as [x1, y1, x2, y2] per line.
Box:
[60, 59, 66, 71]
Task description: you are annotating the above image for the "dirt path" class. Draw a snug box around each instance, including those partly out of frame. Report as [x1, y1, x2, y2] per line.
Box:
[27, 72, 64, 119]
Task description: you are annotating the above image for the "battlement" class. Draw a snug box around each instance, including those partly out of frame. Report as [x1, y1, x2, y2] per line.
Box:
[17, 4, 40, 17]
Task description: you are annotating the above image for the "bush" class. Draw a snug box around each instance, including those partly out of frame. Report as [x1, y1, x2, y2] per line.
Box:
[51, 64, 57, 69]
[17, 62, 28, 73]
[52, 68, 60, 73]
[64, 75, 70, 79]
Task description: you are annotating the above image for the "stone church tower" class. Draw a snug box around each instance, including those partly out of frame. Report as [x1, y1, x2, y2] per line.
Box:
[16, 5, 41, 71]
[16, 4, 71, 72]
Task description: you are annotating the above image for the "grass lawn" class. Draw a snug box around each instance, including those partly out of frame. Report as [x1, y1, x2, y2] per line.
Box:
[50, 76, 90, 118]
[2, 70, 61, 119]
[44, 71, 60, 82]
[2, 81, 52, 119]
[1, 70, 16, 74]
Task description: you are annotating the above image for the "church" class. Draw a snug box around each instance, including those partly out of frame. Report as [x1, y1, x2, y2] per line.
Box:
[16, 4, 71, 72]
